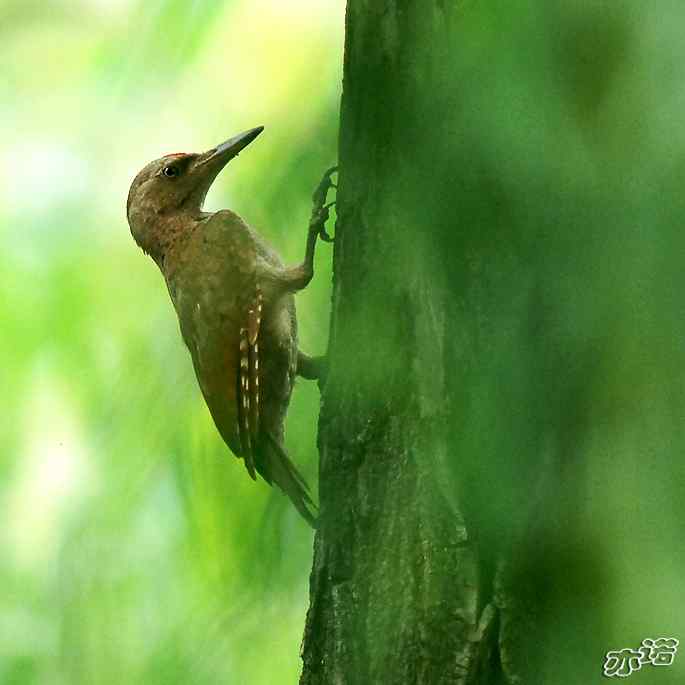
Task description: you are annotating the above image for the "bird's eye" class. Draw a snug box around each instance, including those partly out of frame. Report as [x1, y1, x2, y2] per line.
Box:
[163, 165, 179, 178]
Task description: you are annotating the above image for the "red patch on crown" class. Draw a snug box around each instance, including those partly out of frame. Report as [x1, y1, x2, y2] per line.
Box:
[166, 152, 187, 158]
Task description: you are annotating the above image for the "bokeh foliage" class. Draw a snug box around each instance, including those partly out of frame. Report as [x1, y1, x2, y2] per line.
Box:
[1, 1, 343, 683]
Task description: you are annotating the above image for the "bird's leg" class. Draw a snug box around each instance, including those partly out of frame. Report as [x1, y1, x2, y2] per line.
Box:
[263, 166, 337, 293]
[297, 351, 327, 380]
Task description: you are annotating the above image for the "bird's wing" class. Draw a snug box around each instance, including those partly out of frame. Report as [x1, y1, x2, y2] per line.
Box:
[185, 210, 265, 479]
[236, 286, 263, 480]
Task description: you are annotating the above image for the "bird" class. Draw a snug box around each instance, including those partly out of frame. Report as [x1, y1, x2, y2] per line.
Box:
[126, 126, 336, 526]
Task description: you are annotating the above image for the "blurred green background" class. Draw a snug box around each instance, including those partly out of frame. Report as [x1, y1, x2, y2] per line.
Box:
[3, 0, 685, 683]
[1, 1, 343, 683]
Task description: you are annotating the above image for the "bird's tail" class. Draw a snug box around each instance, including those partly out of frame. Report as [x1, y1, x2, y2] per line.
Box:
[257, 434, 317, 528]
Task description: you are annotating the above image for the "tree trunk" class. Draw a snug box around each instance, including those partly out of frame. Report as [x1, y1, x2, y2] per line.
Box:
[301, 3, 499, 683]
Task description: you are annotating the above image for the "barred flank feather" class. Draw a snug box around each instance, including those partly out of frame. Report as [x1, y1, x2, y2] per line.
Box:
[237, 327, 256, 479]
[237, 288, 263, 481]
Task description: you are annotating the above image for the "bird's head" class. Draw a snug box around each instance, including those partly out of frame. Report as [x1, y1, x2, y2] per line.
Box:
[126, 126, 264, 257]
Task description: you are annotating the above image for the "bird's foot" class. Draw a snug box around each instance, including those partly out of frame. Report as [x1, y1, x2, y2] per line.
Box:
[309, 165, 338, 243]
[296, 351, 328, 389]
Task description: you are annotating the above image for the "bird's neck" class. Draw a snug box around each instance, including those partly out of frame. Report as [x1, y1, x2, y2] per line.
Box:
[138, 207, 205, 270]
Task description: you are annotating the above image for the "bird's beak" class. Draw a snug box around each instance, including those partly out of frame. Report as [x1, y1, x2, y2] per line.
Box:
[195, 126, 265, 170]
[185, 126, 264, 210]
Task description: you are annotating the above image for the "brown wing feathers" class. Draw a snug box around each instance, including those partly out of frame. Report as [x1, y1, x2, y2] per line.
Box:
[234, 287, 316, 526]
[237, 288, 263, 479]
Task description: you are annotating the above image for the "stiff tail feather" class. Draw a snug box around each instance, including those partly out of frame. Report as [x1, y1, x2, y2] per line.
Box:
[257, 433, 317, 528]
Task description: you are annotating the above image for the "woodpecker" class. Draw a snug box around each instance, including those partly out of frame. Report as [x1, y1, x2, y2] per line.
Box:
[126, 126, 335, 526]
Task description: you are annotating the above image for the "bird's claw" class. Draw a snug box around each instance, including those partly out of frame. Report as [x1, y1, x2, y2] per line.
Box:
[310, 165, 338, 242]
